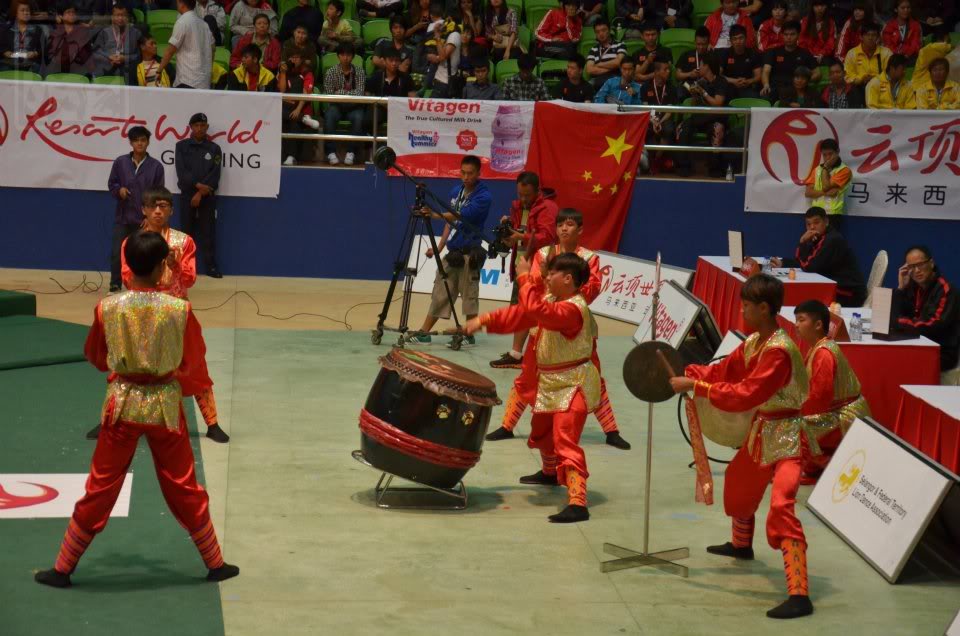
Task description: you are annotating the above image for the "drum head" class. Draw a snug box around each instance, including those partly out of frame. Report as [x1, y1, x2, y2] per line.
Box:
[622, 341, 685, 403]
[381, 348, 501, 406]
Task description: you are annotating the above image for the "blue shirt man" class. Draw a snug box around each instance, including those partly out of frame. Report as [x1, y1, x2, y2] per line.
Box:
[594, 59, 643, 105]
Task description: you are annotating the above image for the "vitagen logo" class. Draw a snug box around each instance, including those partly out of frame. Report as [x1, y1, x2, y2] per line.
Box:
[408, 129, 439, 148]
[760, 109, 839, 185]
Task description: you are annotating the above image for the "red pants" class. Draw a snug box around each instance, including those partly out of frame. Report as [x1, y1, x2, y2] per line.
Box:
[723, 444, 805, 550]
[803, 427, 842, 475]
[72, 414, 212, 536]
[528, 391, 589, 485]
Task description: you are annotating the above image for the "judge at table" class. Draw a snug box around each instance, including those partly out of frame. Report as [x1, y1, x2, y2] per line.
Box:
[896, 245, 960, 385]
[771, 207, 866, 307]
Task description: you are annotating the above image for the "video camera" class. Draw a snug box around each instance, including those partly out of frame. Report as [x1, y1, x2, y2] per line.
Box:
[488, 219, 524, 259]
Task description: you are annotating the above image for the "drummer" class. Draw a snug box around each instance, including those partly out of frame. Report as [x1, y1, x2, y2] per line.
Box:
[466, 253, 599, 524]
[668, 274, 817, 620]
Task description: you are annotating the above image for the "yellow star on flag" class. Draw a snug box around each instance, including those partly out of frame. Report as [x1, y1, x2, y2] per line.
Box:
[623, 171, 634, 182]
[609, 183, 618, 195]
[592, 183, 603, 194]
[582, 170, 593, 181]
[600, 131, 635, 165]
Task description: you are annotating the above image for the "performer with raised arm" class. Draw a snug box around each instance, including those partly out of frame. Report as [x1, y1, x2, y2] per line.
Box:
[466, 252, 599, 523]
[668, 274, 816, 619]
[484, 208, 630, 450]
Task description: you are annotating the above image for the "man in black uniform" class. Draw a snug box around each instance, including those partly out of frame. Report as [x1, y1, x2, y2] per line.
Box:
[717, 24, 762, 98]
[175, 113, 223, 278]
[761, 20, 819, 101]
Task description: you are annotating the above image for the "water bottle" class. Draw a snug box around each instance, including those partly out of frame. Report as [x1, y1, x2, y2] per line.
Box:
[490, 105, 528, 174]
[725, 164, 734, 182]
[762, 257, 773, 275]
[850, 313, 863, 342]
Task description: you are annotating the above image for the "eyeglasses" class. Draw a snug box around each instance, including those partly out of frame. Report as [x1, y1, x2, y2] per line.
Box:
[147, 203, 173, 211]
[904, 259, 932, 271]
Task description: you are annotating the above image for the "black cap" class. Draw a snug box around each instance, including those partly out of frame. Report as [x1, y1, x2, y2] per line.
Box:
[189, 113, 208, 125]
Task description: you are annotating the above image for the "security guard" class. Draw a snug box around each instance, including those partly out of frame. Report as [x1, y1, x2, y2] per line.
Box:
[175, 113, 223, 278]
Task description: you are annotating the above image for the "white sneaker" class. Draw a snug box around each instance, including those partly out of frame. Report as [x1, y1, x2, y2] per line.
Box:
[344, 152, 355, 165]
[327, 153, 339, 165]
[283, 155, 296, 166]
[301, 114, 320, 130]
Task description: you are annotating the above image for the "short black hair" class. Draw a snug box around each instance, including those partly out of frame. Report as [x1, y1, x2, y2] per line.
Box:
[888, 53, 908, 71]
[829, 59, 844, 70]
[569, 53, 586, 69]
[795, 299, 831, 334]
[547, 252, 590, 288]
[138, 33, 156, 48]
[704, 52, 721, 75]
[60, 0, 79, 12]
[561, 0, 578, 6]
[429, 2, 444, 16]
[461, 155, 481, 171]
[741, 273, 784, 316]
[557, 208, 583, 227]
[653, 58, 670, 72]
[862, 22, 880, 35]
[641, 21, 659, 33]
[929, 57, 950, 73]
[128, 125, 150, 142]
[804, 206, 827, 219]
[819, 138, 839, 153]
[517, 171, 539, 190]
[382, 47, 400, 60]
[771, 0, 787, 7]
[932, 24, 951, 41]
[178, 0, 196, 9]
[142, 187, 173, 208]
[593, 16, 610, 28]
[328, 0, 345, 14]
[125, 230, 170, 277]
[389, 14, 405, 28]
[112, 2, 129, 13]
[783, 20, 801, 33]
[518, 52, 537, 71]
[904, 244, 933, 259]
[621, 56, 636, 68]
[730, 24, 746, 38]
[253, 12, 270, 24]
[241, 43, 262, 60]
[336, 40, 356, 56]
[694, 26, 710, 40]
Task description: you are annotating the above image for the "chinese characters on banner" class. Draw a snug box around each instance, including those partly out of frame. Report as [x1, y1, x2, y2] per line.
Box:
[745, 108, 960, 220]
[632, 280, 702, 348]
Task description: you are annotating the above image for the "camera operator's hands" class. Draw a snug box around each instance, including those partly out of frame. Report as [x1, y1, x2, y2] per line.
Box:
[464, 317, 483, 336]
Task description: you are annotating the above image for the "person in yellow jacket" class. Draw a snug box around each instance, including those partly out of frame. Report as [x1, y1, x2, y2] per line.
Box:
[915, 58, 960, 110]
[866, 53, 916, 108]
[137, 35, 172, 87]
[911, 27, 954, 89]
[843, 23, 891, 88]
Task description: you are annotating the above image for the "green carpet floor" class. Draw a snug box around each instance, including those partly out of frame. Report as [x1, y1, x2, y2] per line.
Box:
[0, 315, 87, 370]
[0, 290, 36, 318]
[0, 362, 224, 636]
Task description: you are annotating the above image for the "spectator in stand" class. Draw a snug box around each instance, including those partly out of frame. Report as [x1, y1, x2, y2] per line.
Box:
[457, 24, 485, 77]
[915, 0, 956, 36]
[821, 59, 863, 107]
[757, 0, 787, 52]
[91, 4, 140, 79]
[676, 54, 730, 178]
[283, 25, 318, 75]
[231, 13, 281, 71]
[616, 0, 649, 40]
[799, 0, 836, 65]
[230, 0, 277, 49]
[359, 0, 403, 19]
[324, 41, 365, 165]
[835, 1, 877, 61]
[485, 0, 521, 62]
[373, 15, 415, 73]
[406, 0, 434, 52]
[455, 0, 485, 45]
[279, 0, 323, 42]
[157, 0, 214, 89]
[427, 16, 461, 96]
[882, 0, 922, 60]
[705, 0, 755, 49]
[585, 17, 626, 88]
[224, 43, 279, 90]
[911, 25, 953, 88]
[633, 22, 670, 83]
[136, 34, 173, 86]
[594, 56, 642, 104]
[866, 52, 916, 107]
[194, 0, 226, 46]
[579, 0, 605, 26]
[47, 2, 93, 75]
[463, 56, 501, 97]
[761, 20, 819, 100]
[175, 113, 222, 278]
[367, 46, 415, 99]
[280, 51, 321, 166]
[737, 0, 764, 23]
[675, 26, 709, 99]
[643, 58, 675, 173]
[777, 65, 823, 105]
[503, 52, 551, 100]
[843, 22, 890, 102]
[319, 0, 360, 52]
[718, 24, 763, 97]
[650, 0, 693, 29]
[535, 0, 582, 59]
[914, 57, 960, 109]
[107, 126, 165, 292]
[559, 53, 594, 101]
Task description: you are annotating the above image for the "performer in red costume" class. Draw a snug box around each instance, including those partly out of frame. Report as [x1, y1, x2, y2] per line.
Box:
[485, 209, 631, 450]
[86, 187, 229, 444]
[466, 252, 599, 523]
[36, 231, 239, 588]
[669, 274, 815, 619]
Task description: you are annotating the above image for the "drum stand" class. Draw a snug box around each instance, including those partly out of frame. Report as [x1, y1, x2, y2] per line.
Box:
[601, 253, 690, 577]
[351, 450, 468, 510]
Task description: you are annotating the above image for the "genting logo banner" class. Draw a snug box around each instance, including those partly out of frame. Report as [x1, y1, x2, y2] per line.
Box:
[0, 80, 280, 198]
[746, 108, 960, 220]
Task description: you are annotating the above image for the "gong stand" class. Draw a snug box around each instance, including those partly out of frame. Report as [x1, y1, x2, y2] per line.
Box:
[351, 450, 468, 510]
[601, 253, 690, 577]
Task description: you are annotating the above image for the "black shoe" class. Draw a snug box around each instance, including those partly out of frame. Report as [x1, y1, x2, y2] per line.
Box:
[605, 431, 631, 450]
[706, 541, 755, 560]
[485, 426, 515, 441]
[208, 268, 223, 279]
[207, 563, 240, 582]
[108, 284, 121, 293]
[35, 568, 71, 588]
[767, 595, 814, 619]
[206, 424, 230, 443]
[489, 352, 522, 369]
[85, 424, 101, 440]
[519, 470, 559, 486]
[548, 505, 590, 523]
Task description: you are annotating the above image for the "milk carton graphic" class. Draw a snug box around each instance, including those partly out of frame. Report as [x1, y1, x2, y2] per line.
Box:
[490, 105, 530, 173]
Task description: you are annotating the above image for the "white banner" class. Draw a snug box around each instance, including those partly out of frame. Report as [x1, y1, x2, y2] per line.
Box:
[807, 418, 955, 582]
[632, 280, 701, 348]
[407, 235, 514, 301]
[0, 473, 132, 519]
[0, 80, 280, 197]
[745, 108, 960, 220]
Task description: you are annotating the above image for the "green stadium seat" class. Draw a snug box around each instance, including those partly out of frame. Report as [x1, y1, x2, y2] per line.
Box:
[146, 9, 178, 25]
[578, 38, 597, 58]
[215, 46, 231, 68]
[666, 41, 690, 64]
[346, 18, 362, 38]
[365, 55, 375, 76]
[45, 72, 90, 83]
[526, 5, 551, 31]
[505, 0, 523, 19]
[93, 75, 127, 85]
[279, 0, 312, 17]
[320, 0, 358, 20]
[517, 25, 531, 52]
[362, 19, 391, 46]
[496, 58, 519, 85]
[660, 28, 696, 46]
[132, 8, 145, 24]
[150, 25, 174, 46]
[0, 70, 42, 81]
[692, 0, 719, 26]
[321, 51, 363, 76]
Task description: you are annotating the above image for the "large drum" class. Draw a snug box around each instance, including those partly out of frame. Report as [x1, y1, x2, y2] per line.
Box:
[358, 348, 501, 489]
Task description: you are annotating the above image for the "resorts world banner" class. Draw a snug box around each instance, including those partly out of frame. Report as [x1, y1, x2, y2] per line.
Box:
[746, 108, 960, 220]
[0, 80, 281, 197]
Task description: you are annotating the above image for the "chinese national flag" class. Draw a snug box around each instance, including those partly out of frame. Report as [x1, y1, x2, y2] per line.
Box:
[524, 102, 649, 252]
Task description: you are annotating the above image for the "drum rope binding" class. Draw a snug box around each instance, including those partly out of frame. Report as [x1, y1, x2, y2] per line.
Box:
[359, 408, 482, 470]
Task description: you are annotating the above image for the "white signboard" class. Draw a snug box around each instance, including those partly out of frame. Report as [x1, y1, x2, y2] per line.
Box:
[0, 473, 132, 519]
[0, 81, 280, 197]
[947, 608, 960, 636]
[632, 280, 701, 348]
[807, 418, 956, 582]
[407, 235, 513, 301]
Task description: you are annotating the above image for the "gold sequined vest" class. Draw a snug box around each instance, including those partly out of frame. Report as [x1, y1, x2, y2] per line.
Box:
[159, 228, 190, 298]
[803, 338, 870, 440]
[99, 291, 188, 431]
[533, 294, 601, 413]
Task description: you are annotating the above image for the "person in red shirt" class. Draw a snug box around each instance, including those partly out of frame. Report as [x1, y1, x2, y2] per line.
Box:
[467, 253, 599, 523]
[757, 0, 787, 52]
[230, 12, 282, 71]
[704, 0, 755, 49]
[835, 0, 877, 61]
[882, 0, 922, 60]
[35, 231, 239, 589]
[799, 0, 837, 64]
[669, 274, 815, 619]
[534, 0, 583, 59]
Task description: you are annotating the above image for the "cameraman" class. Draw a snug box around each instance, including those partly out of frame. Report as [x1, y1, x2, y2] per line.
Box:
[408, 155, 492, 347]
[489, 171, 559, 369]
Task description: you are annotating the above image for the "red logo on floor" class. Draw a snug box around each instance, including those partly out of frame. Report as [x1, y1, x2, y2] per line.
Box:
[0, 482, 59, 509]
